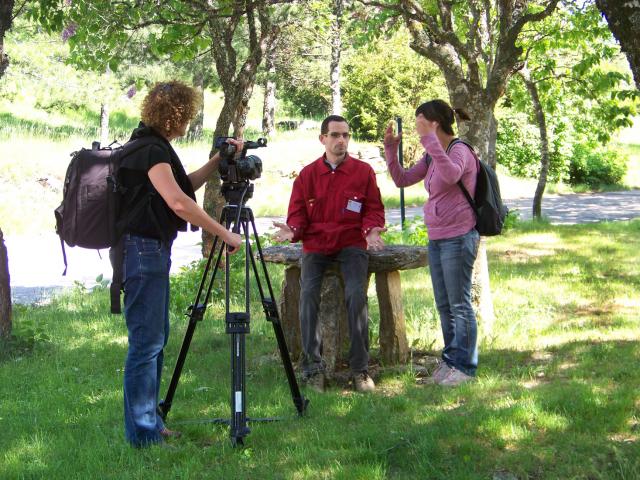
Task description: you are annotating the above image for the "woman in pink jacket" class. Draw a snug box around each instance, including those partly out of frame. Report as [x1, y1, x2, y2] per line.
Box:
[384, 99, 479, 386]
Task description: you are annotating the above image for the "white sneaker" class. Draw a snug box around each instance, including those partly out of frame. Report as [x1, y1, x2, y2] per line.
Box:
[437, 367, 474, 386]
[353, 372, 376, 393]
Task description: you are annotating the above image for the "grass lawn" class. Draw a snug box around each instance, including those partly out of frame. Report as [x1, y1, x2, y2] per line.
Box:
[1, 219, 639, 479]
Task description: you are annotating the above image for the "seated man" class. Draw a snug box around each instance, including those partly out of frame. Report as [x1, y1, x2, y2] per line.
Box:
[274, 115, 386, 393]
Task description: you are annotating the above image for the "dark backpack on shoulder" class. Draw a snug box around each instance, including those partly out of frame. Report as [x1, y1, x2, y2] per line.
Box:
[54, 136, 163, 312]
[447, 139, 509, 236]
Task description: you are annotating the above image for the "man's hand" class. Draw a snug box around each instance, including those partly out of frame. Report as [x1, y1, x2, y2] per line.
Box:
[272, 221, 294, 242]
[384, 121, 401, 146]
[365, 226, 387, 251]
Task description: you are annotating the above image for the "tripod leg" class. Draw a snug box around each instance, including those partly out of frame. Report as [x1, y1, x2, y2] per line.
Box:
[227, 213, 251, 444]
[158, 224, 227, 420]
[244, 210, 309, 416]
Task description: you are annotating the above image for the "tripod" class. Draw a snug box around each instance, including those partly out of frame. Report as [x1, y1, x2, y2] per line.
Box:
[158, 181, 308, 446]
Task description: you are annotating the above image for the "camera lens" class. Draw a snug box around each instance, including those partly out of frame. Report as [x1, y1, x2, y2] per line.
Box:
[238, 155, 262, 180]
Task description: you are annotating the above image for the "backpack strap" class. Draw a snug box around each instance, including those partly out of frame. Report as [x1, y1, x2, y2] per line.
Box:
[109, 239, 124, 314]
[447, 138, 480, 215]
[60, 236, 68, 276]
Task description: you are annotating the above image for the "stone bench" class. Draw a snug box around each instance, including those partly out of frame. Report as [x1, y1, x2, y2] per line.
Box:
[262, 244, 428, 373]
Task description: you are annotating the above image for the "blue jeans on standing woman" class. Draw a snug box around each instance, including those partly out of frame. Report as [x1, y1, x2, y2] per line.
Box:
[428, 228, 480, 376]
[122, 234, 172, 447]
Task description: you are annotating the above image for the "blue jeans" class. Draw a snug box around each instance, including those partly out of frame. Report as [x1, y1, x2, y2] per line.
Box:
[122, 234, 172, 447]
[299, 247, 370, 375]
[428, 229, 480, 376]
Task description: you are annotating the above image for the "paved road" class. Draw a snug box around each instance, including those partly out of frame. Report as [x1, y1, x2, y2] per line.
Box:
[7, 189, 640, 305]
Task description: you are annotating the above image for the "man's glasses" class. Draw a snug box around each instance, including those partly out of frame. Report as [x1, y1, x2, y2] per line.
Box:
[324, 132, 351, 139]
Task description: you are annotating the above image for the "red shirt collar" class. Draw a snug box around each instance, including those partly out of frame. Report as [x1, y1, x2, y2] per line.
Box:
[312, 153, 357, 175]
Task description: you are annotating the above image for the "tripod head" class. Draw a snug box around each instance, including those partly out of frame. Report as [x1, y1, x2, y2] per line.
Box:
[221, 180, 255, 207]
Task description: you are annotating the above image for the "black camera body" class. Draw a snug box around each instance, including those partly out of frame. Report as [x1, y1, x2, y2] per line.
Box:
[216, 136, 266, 184]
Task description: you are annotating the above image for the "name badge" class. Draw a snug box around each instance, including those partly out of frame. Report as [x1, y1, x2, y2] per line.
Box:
[346, 199, 362, 213]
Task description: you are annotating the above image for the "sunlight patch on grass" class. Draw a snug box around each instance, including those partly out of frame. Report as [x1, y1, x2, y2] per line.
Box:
[109, 335, 128, 347]
[511, 231, 563, 247]
[615, 297, 640, 309]
[4, 433, 51, 475]
[377, 378, 407, 396]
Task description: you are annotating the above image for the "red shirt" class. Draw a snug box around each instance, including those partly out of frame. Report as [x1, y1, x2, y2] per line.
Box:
[286, 154, 385, 254]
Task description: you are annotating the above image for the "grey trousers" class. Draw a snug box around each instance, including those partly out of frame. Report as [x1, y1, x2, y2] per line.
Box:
[299, 247, 370, 375]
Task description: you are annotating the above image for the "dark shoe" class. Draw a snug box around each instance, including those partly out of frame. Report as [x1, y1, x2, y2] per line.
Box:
[302, 372, 326, 393]
[353, 372, 375, 393]
[159, 427, 182, 439]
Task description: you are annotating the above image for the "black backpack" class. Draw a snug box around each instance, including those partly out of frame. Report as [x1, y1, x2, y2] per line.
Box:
[446, 139, 509, 236]
[54, 136, 163, 312]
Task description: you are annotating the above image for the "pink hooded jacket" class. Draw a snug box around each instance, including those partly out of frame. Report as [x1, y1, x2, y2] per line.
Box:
[385, 133, 477, 240]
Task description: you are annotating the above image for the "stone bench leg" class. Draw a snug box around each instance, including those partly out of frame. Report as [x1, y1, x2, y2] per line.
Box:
[278, 265, 302, 360]
[277, 266, 349, 374]
[318, 272, 349, 373]
[375, 270, 409, 364]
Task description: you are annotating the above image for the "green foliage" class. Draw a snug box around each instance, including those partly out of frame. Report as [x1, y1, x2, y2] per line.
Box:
[381, 216, 428, 246]
[269, 19, 332, 118]
[342, 30, 447, 141]
[501, 3, 638, 186]
[496, 114, 568, 182]
[502, 209, 521, 231]
[568, 143, 628, 187]
[496, 110, 629, 187]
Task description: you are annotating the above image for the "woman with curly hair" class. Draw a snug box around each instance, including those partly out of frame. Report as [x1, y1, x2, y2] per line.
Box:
[117, 80, 243, 447]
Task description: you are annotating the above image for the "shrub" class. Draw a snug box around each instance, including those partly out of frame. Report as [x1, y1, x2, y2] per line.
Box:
[496, 116, 567, 182]
[342, 31, 447, 142]
[568, 143, 628, 187]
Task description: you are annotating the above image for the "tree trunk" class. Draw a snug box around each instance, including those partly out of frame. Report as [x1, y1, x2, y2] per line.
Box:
[1, 2, 15, 338]
[449, 90, 497, 167]
[202, 49, 265, 255]
[329, 0, 343, 115]
[99, 66, 110, 145]
[596, 0, 640, 91]
[488, 113, 498, 170]
[521, 70, 549, 219]
[202, 100, 235, 256]
[201, 8, 279, 255]
[262, 43, 276, 137]
[0, 0, 14, 80]
[100, 103, 109, 145]
[0, 227, 11, 339]
[471, 239, 493, 337]
[187, 67, 205, 140]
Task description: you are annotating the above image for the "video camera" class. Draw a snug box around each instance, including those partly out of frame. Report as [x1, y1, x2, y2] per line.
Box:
[216, 136, 266, 184]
